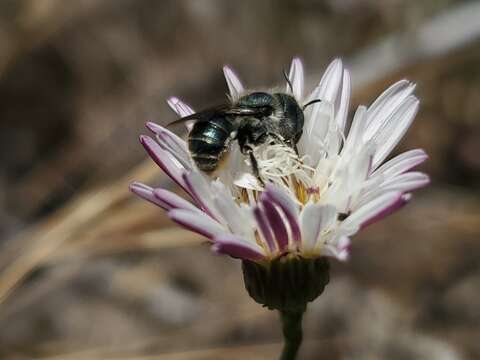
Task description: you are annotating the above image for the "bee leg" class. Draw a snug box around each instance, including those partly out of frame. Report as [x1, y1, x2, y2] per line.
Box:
[294, 144, 300, 155]
[248, 150, 265, 186]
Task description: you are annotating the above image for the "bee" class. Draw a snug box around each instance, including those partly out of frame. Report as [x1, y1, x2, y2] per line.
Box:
[170, 75, 320, 182]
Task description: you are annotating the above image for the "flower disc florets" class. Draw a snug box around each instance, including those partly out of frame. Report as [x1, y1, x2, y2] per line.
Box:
[130, 58, 429, 264]
[253, 143, 315, 190]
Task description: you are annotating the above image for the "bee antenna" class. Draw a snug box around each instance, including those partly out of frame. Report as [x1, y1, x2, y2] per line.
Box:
[283, 69, 294, 94]
[302, 99, 322, 110]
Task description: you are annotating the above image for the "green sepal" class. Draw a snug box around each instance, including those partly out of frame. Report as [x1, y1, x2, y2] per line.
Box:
[242, 255, 330, 312]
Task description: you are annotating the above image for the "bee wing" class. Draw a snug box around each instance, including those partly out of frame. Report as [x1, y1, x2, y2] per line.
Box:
[167, 105, 264, 129]
[224, 107, 264, 116]
[167, 105, 229, 128]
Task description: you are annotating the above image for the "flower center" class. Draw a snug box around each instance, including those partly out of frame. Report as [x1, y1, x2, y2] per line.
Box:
[253, 143, 316, 203]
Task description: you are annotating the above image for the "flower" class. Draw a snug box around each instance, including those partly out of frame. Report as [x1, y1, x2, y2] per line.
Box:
[130, 58, 429, 263]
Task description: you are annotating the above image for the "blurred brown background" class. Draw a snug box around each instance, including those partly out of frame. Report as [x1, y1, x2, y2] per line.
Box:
[0, 0, 479, 359]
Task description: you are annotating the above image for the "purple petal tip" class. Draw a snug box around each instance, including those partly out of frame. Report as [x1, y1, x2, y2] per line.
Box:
[361, 192, 409, 229]
[129, 181, 143, 193]
[139, 134, 150, 145]
[212, 237, 265, 261]
[146, 122, 163, 133]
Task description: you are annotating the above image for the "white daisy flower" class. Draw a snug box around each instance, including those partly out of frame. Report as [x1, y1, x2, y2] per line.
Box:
[130, 58, 429, 263]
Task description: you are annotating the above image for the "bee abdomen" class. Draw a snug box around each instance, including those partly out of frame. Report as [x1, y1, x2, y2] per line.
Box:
[188, 117, 235, 172]
[191, 153, 220, 172]
[188, 137, 228, 172]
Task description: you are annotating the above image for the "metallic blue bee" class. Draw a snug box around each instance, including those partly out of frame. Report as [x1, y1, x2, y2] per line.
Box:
[171, 77, 320, 181]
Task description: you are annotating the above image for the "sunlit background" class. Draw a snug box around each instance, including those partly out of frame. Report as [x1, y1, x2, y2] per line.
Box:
[1, 1, 479, 359]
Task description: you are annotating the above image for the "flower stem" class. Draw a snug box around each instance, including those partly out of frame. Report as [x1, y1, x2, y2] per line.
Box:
[279, 308, 304, 360]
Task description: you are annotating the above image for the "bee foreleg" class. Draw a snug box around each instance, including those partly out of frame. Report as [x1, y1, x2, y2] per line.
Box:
[248, 150, 265, 187]
[294, 144, 299, 155]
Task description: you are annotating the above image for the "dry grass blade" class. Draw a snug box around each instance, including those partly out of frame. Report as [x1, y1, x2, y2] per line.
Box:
[34, 337, 349, 360]
[0, 161, 160, 304]
[36, 342, 281, 360]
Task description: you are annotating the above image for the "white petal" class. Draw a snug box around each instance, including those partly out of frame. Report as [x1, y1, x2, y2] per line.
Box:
[341, 105, 367, 158]
[361, 193, 411, 229]
[167, 97, 195, 131]
[354, 186, 412, 210]
[211, 181, 254, 240]
[182, 172, 224, 224]
[353, 169, 421, 210]
[140, 135, 187, 190]
[153, 188, 200, 212]
[167, 96, 195, 117]
[317, 59, 343, 103]
[341, 143, 376, 209]
[300, 203, 337, 250]
[130, 182, 168, 210]
[305, 101, 334, 164]
[323, 236, 351, 261]
[287, 57, 304, 100]
[253, 205, 276, 253]
[223, 65, 244, 101]
[264, 185, 301, 245]
[341, 191, 402, 230]
[212, 234, 266, 261]
[265, 183, 299, 216]
[335, 69, 351, 133]
[349, 176, 388, 210]
[365, 80, 416, 137]
[168, 209, 226, 240]
[299, 86, 321, 155]
[380, 172, 430, 192]
[326, 141, 375, 212]
[261, 197, 290, 252]
[217, 145, 248, 189]
[370, 96, 419, 168]
[373, 149, 428, 178]
[146, 122, 192, 169]
[234, 173, 263, 191]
